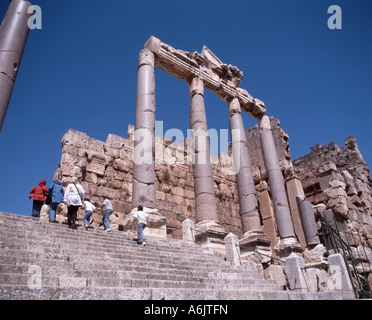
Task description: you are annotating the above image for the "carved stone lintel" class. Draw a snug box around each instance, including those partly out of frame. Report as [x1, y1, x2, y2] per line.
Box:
[144, 36, 266, 118]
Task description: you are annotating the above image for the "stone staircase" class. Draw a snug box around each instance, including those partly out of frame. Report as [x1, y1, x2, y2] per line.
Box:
[0, 212, 354, 300]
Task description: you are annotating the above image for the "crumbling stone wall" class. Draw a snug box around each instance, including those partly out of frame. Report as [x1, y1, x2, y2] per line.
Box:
[54, 126, 242, 237]
[55, 120, 372, 251]
[293, 137, 372, 246]
[54, 117, 372, 292]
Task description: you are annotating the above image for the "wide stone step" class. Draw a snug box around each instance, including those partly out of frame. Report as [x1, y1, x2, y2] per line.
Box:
[0, 225, 222, 263]
[0, 270, 277, 292]
[0, 284, 295, 300]
[0, 212, 292, 300]
[0, 239, 228, 268]
[0, 212, 185, 243]
[0, 254, 255, 284]
[0, 249, 253, 280]
[0, 247, 233, 275]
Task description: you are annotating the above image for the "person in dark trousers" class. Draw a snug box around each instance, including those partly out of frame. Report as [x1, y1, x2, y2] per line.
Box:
[48, 179, 64, 223]
[29, 180, 48, 217]
[64, 178, 85, 228]
[130, 205, 149, 246]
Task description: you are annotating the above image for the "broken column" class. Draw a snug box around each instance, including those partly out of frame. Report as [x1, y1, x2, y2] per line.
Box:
[132, 48, 157, 209]
[0, 0, 32, 132]
[258, 115, 301, 255]
[296, 195, 321, 246]
[228, 98, 271, 262]
[189, 76, 226, 253]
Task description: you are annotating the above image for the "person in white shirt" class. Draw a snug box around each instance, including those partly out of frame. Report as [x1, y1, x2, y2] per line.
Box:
[83, 196, 96, 230]
[102, 193, 113, 232]
[64, 178, 85, 228]
[130, 205, 149, 246]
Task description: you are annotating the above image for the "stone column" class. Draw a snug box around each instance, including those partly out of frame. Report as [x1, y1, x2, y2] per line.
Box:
[258, 115, 301, 255]
[189, 76, 218, 223]
[229, 98, 271, 263]
[0, 0, 32, 132]
[189, 76, 226, 254]
[228, 98, 262, 236]
[132, 49, 156, 209]
[296, 195, 320, 246]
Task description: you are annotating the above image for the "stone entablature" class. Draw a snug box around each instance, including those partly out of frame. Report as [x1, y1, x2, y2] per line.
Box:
[144, 36, 266, 118]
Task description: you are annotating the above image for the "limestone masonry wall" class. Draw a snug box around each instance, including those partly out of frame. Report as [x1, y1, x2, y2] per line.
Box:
[54, 126, 241, 238]
[54, 119, 372, 250]
[293, 136, 372, 246]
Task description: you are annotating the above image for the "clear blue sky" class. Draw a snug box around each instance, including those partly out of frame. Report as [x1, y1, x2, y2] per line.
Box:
[0, 0, 371, 216]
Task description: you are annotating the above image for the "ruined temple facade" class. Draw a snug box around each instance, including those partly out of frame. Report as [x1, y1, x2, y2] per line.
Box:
[54, 118, 372, 253]
[51, 36, 372, 291]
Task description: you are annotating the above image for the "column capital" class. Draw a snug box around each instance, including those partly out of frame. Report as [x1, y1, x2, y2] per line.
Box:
[188, 76, 204, 98]
[258, 115, 271, 130]
[138, 48, 155, 68]
[227, 97, 241, 115]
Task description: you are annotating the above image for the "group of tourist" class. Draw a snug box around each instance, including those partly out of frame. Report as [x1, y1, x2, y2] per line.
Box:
[29, 178, 149, 245]
[28, 178, 114, 232]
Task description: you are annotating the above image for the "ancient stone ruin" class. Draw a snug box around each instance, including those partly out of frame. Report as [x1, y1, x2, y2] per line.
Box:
[50, 36, 372, 296]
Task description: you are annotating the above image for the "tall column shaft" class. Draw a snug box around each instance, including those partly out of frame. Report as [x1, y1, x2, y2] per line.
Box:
[258, 115, 295, 239]
[0, 0, 32, 132]
[132, 49, 156, 209]
[189, 76, 217, 223]
[228, 98, 262, 235]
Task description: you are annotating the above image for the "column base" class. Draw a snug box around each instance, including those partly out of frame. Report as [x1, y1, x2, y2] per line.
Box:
[194, 220, 227, 258]
[303, 244, 328, 267]
[274, 237, 303, 259]
[239, 232, 272, 264]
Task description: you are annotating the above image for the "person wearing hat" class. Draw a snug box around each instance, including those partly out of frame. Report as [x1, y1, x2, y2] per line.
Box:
[83, 196, 96, 230]
[102, 193, 113, 232]
[48, 178, 65, 223]
[29, 179, 49, 218]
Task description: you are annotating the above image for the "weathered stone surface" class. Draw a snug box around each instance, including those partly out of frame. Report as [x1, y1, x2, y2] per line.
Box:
[144, 36, 266, 117]
[132, 49, 157, 209]
[55, 125, 242, 237]
[54, 115, 372, 290]
[189, 77, 218, 223]
[296, 196, 320, 246]
[285, 253, 308, 292]
[258, 116, 296, 240]
[0, 0, 32, 132]
[224, 233, 241, 266]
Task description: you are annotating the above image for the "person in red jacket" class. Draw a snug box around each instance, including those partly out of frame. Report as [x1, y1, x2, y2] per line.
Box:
[29, 180, 49, 217]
